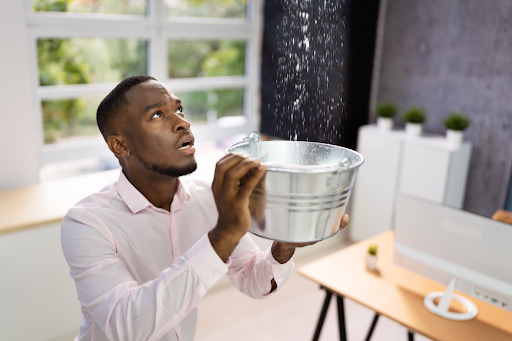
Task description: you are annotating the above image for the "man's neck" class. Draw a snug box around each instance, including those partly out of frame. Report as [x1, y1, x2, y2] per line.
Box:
[122, 167, 177, 212]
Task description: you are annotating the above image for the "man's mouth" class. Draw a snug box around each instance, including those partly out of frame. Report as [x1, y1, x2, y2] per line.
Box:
[178, 141, 192, 150]
[177, 135, 195, 155]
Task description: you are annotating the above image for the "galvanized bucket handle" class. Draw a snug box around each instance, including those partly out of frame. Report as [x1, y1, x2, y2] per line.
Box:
[339, 157, 350, 170]
[225, 131, 261, 155]
[243, 131, 260, 143]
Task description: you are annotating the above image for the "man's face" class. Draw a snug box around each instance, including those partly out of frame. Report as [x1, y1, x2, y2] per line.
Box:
[123, 80, 197, 177]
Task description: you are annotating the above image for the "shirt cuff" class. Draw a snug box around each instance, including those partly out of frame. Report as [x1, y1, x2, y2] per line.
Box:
[262, 246, 295, 293]
[183, 234, 229, 289]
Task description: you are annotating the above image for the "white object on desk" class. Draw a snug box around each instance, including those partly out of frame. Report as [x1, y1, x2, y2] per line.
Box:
[349, 125, 472, 241]
[365, 253, 378, 270]
[424, 278, 478, 321]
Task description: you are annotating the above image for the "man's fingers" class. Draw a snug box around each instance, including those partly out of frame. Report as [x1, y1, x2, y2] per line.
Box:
[212, 153, 247, 194]
[223, 158, 262, 195]
[339, 214, 350, 229]
[290, 241, 318, 248]
[237, 164, 267, 198]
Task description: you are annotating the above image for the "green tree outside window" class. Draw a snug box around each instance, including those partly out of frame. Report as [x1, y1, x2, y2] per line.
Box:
[35, 0, 247, 144]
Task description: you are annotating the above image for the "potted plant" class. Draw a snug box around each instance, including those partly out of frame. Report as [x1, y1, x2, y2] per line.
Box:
[443, 112, 471, 145]
[366, 244, 378, 270]
[376, 102, 397, 131]
[402, 106, 427, 136]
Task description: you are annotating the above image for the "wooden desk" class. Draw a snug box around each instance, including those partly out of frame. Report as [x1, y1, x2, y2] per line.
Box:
[298, 231, 512, 341]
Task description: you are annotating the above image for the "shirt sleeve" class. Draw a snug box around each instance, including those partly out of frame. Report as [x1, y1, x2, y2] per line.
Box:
[225, 233, 294, 299]
[61, 210, 228, 341]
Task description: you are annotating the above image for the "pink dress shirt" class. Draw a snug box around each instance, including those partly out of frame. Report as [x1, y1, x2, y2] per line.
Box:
[61, 171, 294, 341]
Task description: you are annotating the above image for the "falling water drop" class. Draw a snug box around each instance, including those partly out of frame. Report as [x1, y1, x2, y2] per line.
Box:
[263, 0, 348, 146]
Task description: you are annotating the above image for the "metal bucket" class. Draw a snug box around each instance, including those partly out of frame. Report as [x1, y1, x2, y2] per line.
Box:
[226, 132, 364, 243]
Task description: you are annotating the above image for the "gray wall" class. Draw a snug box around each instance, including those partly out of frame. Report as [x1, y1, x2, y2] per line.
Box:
[375, 0, 512, 217]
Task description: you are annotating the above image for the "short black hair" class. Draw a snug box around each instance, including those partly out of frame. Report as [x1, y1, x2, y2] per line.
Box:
[96, 75, 157, 139]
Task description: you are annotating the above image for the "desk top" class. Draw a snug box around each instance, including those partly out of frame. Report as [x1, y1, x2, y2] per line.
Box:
[298, 231, 512, 341]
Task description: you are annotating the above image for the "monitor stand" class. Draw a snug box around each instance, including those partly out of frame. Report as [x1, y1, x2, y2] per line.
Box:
[424, 278, 478, 321]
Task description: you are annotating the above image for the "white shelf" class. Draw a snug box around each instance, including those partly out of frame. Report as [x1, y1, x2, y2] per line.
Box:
[349, 125, 472, 241]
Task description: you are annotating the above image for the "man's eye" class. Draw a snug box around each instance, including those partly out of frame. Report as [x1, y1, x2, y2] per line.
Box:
[175, 107, 183, 114]
[152, 112, 162, 119]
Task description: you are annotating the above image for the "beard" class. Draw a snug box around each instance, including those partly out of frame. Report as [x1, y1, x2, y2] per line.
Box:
[136, 153, 197, 178]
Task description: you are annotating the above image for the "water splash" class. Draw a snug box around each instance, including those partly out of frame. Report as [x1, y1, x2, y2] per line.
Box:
[261, 0, 348, 145]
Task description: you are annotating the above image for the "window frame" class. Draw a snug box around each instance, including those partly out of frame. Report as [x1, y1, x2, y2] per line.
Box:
[25, 0, 263, 165]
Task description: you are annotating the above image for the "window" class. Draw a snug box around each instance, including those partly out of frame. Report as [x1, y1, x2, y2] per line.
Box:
[27, 0, 262, 167]
[165, 0, 246, 19]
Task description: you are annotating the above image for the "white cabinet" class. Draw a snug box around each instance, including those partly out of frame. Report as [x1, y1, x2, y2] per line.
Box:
[349, 125, 472, 241]
[348, 127, 403, 241]
[399, 142, 450, 202]
[399, 136, 472, 208]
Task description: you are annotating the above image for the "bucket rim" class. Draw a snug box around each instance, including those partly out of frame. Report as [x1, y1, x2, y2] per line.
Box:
[226, 139, 365, 172]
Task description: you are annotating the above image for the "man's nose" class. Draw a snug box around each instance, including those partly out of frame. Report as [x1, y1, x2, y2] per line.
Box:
[172, 114, 191, 133]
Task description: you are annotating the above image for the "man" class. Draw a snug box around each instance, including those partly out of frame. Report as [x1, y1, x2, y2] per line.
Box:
[61, 75, 349, 341]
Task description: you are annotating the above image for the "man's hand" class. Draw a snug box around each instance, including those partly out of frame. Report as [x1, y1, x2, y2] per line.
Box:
[208, 153, 266, 262]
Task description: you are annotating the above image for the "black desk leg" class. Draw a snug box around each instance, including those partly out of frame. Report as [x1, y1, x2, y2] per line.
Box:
[408, 330, 415, 341]
[364, 313, 380, 341]
[336, 295, 347, 341]
[312, 290, 332, 341]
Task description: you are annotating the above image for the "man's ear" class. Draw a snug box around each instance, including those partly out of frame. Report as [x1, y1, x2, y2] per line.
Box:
[107, 135, 130, 158]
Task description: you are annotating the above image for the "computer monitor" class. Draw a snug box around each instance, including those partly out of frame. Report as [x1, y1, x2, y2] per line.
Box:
[393, 192, 512, 312]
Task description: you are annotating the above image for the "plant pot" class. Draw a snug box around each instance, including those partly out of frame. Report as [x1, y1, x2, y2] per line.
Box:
[446, 129, 463, 145]
[366, 254, 377, 270]
[405, 122, 422, 136]
[377, 117, 393, 131]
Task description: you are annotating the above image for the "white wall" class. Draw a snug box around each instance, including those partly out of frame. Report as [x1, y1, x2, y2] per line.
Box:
[0, 1, 39, 191]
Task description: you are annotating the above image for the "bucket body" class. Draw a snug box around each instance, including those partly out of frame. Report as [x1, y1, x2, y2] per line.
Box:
[227, 137, 364, 243]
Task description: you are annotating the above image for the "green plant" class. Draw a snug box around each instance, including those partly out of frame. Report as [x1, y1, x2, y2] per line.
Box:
[34, 0, 246, 143]
[368, 245, 378, 256]
[443, 112, 471, 131]
[402, 106, 426, 124]
[376, 102, 398, 118]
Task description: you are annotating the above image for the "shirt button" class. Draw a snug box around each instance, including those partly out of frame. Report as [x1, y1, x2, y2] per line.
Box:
[212, 270, 218, 277]
[266, 287, 270, 291]
[275, 269, 281, 273]
[267, 261, 271, 265]
[178, 310, 185, 317]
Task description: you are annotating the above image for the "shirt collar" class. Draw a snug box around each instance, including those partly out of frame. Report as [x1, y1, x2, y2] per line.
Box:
[117, 171, 192, 214]
[170, 176, 192, 214]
